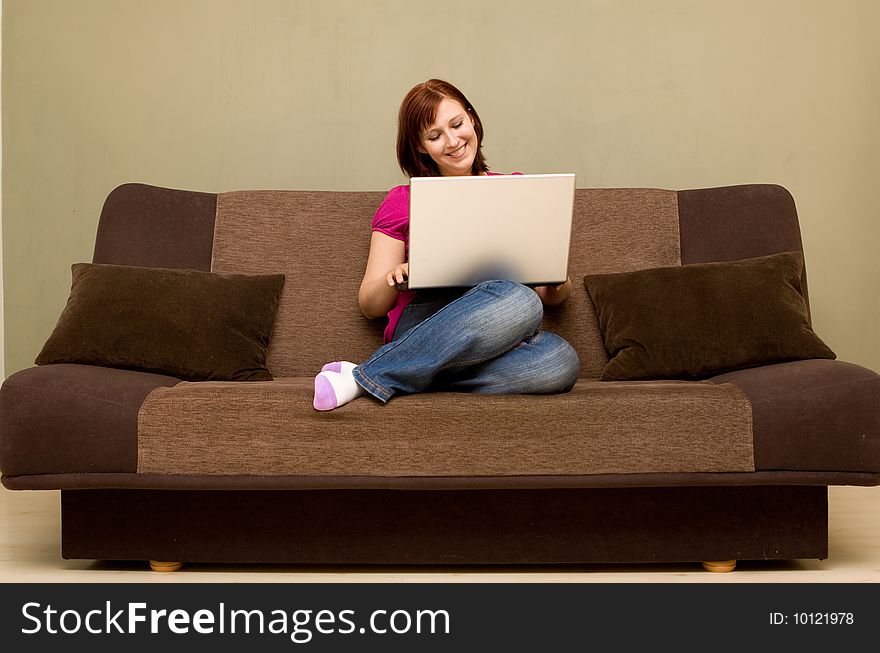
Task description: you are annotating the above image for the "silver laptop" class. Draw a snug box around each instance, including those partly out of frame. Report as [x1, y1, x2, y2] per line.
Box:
[407, 173, 576, 290]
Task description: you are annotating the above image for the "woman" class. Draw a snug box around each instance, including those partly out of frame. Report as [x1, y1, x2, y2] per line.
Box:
[314, 79, 579, 410]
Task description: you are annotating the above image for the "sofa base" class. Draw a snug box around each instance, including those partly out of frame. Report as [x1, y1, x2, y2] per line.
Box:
[61, 485, 827, 565]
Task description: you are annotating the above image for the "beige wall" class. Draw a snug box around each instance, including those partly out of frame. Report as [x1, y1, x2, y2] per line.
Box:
[2, 0, 878, 376]
[0, 0, 4, 380]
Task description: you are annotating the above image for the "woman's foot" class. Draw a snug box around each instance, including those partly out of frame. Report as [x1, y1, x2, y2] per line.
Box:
[320, 361, 357, 374]
[313, 361, 364, 411]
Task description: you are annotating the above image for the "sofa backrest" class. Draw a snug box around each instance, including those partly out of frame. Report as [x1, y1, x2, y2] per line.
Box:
[94, 183, 805, 379]
[211, 190, 388, 378]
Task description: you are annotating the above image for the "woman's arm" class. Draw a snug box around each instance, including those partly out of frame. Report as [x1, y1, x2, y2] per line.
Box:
[358, 231, 408, 319]
[533, 277, 572, 306]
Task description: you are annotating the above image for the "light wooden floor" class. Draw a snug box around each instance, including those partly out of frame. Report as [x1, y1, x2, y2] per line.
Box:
[1, 484, 878, 583]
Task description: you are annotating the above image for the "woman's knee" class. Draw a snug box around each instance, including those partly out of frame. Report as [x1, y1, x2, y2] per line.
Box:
[536, 333, 580, 391]
[474, 280, 543, 335]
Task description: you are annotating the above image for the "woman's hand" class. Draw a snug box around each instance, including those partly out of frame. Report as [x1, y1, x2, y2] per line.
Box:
[385, 262, 409, 289]
[534, 276, 572, 306]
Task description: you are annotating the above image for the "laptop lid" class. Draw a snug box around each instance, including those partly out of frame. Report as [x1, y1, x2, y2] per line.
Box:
[407, 173, 575, 290]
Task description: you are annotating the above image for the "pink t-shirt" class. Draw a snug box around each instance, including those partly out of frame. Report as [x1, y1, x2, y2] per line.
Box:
[371, 171, 520, 343]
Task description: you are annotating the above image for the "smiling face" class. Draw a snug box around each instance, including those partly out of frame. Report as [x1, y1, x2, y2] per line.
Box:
[418, 98, 478, 176]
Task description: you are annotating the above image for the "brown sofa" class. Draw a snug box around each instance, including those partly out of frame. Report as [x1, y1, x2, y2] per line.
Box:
[2, 182, 879, 572]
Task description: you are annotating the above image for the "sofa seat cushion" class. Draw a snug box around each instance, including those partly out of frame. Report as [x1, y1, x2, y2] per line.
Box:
[137, 378, 754, 476]
[710, 359, 880, 472]
[5, 360, 878, 482]
[0, 364, 180, 476]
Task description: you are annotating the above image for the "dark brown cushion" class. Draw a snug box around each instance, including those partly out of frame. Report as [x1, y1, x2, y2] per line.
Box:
[35, 263, 285, 381]
[583, 251, 836, 380]
[0, 364, 179, 476]
[709, 359, 880, 473]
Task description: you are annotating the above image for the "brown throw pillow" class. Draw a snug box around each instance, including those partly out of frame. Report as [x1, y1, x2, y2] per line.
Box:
[35, 263, 285, 381]
[583, 251, 836, 381]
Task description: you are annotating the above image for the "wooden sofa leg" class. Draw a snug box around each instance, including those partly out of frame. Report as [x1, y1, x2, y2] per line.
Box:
[149, 560, 183, 572]
[702, 560, 737, 573]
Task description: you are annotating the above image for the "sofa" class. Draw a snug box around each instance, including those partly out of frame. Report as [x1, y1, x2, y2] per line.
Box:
[1, 181, 879, 573]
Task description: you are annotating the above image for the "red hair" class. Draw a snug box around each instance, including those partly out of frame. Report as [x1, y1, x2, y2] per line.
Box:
[396, 79, 488, 178]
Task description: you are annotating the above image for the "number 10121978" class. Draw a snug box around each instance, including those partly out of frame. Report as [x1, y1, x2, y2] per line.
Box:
[770, 612, 854, 625]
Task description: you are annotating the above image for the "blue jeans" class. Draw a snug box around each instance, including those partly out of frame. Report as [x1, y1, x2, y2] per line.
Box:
[352, 280, 580, 403]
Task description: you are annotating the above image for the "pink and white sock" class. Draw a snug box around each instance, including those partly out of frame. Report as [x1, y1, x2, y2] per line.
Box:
[320, 361, 357, 374]
[313, 362, 364, 411]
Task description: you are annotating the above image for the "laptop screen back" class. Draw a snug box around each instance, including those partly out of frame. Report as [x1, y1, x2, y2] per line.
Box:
[407, 173, 575, 289]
